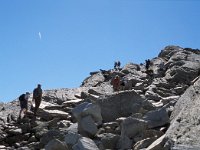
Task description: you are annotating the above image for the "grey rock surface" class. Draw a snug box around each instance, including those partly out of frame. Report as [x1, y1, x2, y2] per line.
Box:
[121, 117, 148, 138]
[143, 107, 170, 128]
[45, 139, 69, 150]
[97, 90, 148, 122]
[72, 137, 99, 150]
[165, 77, 200, 148]
[78, 115, 98, 137]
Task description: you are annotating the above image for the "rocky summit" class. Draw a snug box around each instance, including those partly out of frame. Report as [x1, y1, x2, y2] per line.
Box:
[1, 45, 200, 150]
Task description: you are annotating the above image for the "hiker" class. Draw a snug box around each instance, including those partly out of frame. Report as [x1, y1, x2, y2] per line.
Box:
[114, 61, 118, 70]
[32, 84, 43, 116]
[18, 92, 30, 119]
[117, 61, 121, 69]
[111, 75, 120, 91]
[145, 59, 151, 70]
[114, 61, 121, 71]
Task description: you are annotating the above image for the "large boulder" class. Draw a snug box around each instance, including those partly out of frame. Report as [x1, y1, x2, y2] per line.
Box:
[97, 133, 120, 149]
[121, 117, 148, 138]
[165, 77, 200, 148]
[97, 90, 149, 122]
[72, 137, 99, 150]
[65, 131, 82, 147]
[45, 139, 69, 150]
[0, 101, 20, 124]
[81, 72, 105, 87]
[116, 135, 133, 150]
[43, 87, 88, 104]
[78, 115, 98, 137]
[121, 63, 141, 75]
[39, 109, 70, 121]
[32, 121, 49, 139]
[40, 130, 64, 147]
[71, 102, 102, 125]
[158, 46, 183, 60]
[164, 50, 200, 84]
[143, 107, 170, 128]
[88, 82, 113, 96]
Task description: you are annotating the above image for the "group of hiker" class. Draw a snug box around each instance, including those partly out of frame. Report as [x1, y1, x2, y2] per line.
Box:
[18, 59, 165, 118]
[111, 59, 166, 92]
[18, 84, 43, 119]
[114, 61, 121, 71]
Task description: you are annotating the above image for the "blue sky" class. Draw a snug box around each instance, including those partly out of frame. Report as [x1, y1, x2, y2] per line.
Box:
[1, 0, 200, 102]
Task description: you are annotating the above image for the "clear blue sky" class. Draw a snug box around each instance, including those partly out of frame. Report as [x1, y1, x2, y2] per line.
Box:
[1, 0, 200, 102]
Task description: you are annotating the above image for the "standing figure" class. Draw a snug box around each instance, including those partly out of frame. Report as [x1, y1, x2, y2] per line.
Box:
[19, 92, 30, 119]
[111, 75, 120, 91]
[114, 61, 118, 70]
[117, 61, 121, 69]
[145, 59, 151, 70]
[32, 84, 43, 116]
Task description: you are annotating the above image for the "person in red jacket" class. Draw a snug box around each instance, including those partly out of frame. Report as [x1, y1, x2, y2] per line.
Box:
[111, 75, 120, 92]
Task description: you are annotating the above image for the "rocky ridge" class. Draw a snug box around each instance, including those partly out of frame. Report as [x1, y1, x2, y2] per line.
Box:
[1, 46, 200, 149]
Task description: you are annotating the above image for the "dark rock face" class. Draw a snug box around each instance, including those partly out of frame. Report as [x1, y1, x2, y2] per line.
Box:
[1, 45, 200, 149]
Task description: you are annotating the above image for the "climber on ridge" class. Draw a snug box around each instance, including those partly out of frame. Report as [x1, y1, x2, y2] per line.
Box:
[114, 61, 121, 71]
[32, 84, 43, 116]
[145, 59, 151, 70]
[18, 92, 30, 119]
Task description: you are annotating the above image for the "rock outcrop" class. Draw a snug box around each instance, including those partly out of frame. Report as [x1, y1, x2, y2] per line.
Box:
[1, 45, 200, 149]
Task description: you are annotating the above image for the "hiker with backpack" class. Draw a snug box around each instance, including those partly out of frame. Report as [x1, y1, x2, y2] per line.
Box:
[18, 92, 30, 119]
[32, 84, 43, 116]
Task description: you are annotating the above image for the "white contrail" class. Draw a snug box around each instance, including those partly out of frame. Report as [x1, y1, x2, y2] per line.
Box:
[38, 32, 42, 40]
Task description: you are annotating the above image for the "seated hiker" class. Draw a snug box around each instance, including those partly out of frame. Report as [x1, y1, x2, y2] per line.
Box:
[18, 92, 30, 119]
[111, 75, 120, 91]
[32, 84, 43, 116]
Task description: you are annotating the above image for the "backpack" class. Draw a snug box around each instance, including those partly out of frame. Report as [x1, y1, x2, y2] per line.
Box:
[19, 94, 25, 101]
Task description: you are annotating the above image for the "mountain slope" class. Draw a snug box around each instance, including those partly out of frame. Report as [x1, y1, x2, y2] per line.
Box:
[0, 45, 200, 149]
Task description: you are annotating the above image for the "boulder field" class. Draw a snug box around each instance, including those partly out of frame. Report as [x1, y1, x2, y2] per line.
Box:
[1, 46, 200, 149]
